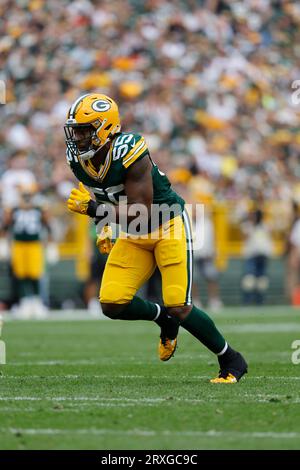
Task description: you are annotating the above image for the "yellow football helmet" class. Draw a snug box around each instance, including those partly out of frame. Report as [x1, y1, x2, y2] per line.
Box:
[64, 93, 121, 162]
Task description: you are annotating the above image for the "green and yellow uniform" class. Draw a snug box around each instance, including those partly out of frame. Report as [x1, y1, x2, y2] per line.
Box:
[67, 132, 184, 213]
[64, 93, 245, 382]
[67, 132, 193, 307]
[10, 207, 44, 279]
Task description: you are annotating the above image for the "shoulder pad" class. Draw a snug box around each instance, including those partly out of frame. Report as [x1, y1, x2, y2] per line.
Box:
[111, 133, 148, 168]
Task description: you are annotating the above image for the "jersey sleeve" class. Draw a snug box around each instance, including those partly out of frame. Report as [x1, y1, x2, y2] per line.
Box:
[121, 134, 149, 169]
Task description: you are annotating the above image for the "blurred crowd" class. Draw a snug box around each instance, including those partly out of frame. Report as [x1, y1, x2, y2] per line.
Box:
[1, 0, 300, 309]
[1, 0, 300, 209]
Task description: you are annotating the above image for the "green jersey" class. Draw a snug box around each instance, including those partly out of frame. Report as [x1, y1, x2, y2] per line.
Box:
[11, 207, 43, 241]
[66, 132, 185, 231]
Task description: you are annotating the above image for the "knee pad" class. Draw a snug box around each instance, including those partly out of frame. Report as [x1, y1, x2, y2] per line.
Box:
[100, 281, 133, 304]
[163, 285, 187, 307]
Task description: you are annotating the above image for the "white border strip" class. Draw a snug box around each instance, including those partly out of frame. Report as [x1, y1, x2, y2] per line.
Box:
[69, 93, 90, 118]
[182, 209, 193, 305]
[1, 428, 299, 439]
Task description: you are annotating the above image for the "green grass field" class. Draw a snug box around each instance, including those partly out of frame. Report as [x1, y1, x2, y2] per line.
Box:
[0, 306, 300, 450]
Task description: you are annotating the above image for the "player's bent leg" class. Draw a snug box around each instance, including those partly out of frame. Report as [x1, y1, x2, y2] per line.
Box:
[101, 302, 130, 319]
[155, 213, 193, 361]
[181, 304, 248, 383]
[99, 238, 182, 358]
[157, 305, 190, 362]
[101, 297, 158, 321]
[99, 238, 156, 304]
[180, 304, 248, 383]
[99, 238, 160, 320]
[156, 213, 247, 381]
[167, 305, 192, 321]
[101, 298, 182, 362]
[181, 305, 226, 354]
[210, 347, 248, 384]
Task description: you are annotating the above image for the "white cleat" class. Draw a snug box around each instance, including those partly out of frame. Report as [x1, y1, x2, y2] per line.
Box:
[31, 297, 48, 319]
[12, 298, 33, 319]
[88, 298, 106, 319]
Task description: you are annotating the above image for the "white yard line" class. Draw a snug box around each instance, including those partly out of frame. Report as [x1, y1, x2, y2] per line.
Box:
[0, 428, 299, 439]
[1, 307, 299, 322]
[177, 323, 300, 333]
[0, 397, 175, 403]
[6, 360, 101, 366]
[2, 323, 300, 337]
[0, 394, 300, 404]
[0, 408, 35, 412]
[3, 350, 294, 367]
[2, 310, 97, 322]
[220, 323, 300, 333]
[1, 374, 300, 381]
[0, 403, 139, 410]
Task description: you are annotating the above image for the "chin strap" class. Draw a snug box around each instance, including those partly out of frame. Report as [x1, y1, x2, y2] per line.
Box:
[79, 136, 112, 161]
[78, 149, 97, 160]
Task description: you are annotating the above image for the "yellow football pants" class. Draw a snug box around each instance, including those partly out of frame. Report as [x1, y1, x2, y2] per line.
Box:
[11, 241, 44, 279]
[100, 212, 193, 307]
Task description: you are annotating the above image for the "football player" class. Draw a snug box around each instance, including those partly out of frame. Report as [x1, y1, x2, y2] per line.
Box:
[3, 184, 53, 318]
[65, 93, 247, 383]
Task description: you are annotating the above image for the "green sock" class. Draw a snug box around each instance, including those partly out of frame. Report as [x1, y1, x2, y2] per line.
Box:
[17, 279, 31, 298]
[119, 296, 159, 321]
[31, 279, 39, 296]
[181, 305, 226, 354]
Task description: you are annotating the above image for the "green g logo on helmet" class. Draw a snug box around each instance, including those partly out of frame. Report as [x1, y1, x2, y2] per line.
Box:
[91, 100, 111, 112]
